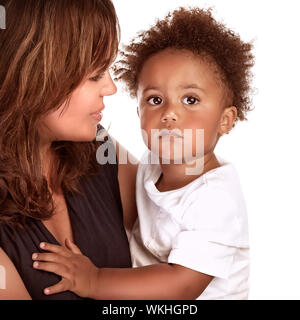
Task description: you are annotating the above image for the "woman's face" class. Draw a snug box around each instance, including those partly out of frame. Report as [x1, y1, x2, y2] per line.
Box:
[40, 70, 117, 143]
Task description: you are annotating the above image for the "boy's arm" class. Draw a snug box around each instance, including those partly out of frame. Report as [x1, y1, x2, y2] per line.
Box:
[116, 140, 138, 232]
[91, 263, 213, 300]
[33, 241, 213, 299]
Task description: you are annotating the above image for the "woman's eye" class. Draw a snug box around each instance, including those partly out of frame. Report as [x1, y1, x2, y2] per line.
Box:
[147, 96, 163, 105]
[89, 73, 104, 82]
[183, 96, 199, 105]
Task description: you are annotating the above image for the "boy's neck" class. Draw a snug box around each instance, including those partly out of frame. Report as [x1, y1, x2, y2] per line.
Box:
[155, 152, 220, 192]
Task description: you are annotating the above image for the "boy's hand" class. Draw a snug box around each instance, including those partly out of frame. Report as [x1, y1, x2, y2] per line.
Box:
[32, 239, 99, 297]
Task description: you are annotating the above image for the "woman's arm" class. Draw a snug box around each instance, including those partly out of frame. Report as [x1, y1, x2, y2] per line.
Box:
[116, 140, 139, 232]
[0, 248, 32, 300]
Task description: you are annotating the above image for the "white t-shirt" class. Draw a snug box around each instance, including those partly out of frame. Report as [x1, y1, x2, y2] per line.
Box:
[129, 151, 250, 300]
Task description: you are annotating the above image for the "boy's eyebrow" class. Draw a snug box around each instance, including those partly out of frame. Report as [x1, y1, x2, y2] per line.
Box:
[142, 86, 160, 93]
[142, 85, 206, 94]
[181, 84, 206, 92]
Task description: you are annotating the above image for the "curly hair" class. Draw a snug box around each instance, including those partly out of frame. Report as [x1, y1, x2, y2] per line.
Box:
[114, 7, 254, 122]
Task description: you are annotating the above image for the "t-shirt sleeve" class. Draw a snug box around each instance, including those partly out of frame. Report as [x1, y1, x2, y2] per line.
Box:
[168, 230, 236, 279]
[167, 187, 248, 279]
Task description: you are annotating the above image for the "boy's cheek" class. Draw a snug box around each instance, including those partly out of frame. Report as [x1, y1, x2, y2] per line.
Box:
[140, 115, 156, 133]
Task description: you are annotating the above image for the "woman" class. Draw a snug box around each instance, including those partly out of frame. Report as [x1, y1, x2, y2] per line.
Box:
[0, 0, 137, 299]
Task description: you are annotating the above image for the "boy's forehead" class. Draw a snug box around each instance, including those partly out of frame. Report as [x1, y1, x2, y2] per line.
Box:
[138, 49, 224, 90]
[143, 48, 216, 66]
[142, 49, 223, 78]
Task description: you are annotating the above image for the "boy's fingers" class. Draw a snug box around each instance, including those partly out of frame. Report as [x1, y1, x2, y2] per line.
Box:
[65, 238, 82, 254]
[32, 252, 70, 266]
[33, 261, 70, 279]
[39, 242, 72, 257]
[44, 279, 70, 296]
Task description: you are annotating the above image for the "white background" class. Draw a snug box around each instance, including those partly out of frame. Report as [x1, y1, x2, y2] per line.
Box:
[102, 0, 300, 299]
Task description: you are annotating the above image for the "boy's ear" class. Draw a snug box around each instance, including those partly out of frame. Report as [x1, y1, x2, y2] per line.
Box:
[219, 106, 238, 135]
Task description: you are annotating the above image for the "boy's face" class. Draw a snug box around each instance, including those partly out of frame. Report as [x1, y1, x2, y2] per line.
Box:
[136, 49, 237, 162]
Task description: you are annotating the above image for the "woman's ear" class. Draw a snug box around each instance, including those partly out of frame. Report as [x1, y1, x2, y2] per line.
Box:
[218, 106, 238, 135]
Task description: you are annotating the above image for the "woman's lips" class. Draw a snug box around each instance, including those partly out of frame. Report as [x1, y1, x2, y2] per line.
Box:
[90, 106, 104, 122]
[90, 111, 103, 122]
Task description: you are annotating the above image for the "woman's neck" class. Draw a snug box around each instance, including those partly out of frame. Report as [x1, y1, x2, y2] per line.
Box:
[155, 152, 220, 192]
[40, 142, 59, 192]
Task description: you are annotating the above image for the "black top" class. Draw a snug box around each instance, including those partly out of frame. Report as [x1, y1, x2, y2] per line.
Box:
[0, 146, 132, 300]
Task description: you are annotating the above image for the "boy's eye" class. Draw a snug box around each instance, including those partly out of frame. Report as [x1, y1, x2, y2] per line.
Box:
[147, 96, 163, 105]
[183, 96, 199, 105]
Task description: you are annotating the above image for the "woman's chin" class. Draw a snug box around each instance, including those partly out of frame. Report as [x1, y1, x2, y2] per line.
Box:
[65, 129, 98, 142]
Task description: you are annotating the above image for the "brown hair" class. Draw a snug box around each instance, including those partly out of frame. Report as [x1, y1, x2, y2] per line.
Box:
[114, 7, 254, 122]
[0, 0, 119, 229]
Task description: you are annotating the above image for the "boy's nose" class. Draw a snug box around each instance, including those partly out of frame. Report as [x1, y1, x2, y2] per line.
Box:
[161, 111, 178, 123]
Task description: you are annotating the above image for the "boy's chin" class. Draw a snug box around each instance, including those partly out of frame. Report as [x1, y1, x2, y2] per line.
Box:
[148, 149, 204, 165]
[149, 150, 187, 165]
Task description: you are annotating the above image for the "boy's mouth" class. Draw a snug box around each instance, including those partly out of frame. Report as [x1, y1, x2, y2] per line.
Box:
[157, 128, 183, 139]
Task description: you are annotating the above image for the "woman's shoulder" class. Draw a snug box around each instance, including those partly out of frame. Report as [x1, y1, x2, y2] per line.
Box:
[0, 247, 31, 299]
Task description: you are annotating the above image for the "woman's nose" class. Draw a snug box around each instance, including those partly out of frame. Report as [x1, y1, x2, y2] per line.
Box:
[101, 71, 117, 96]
